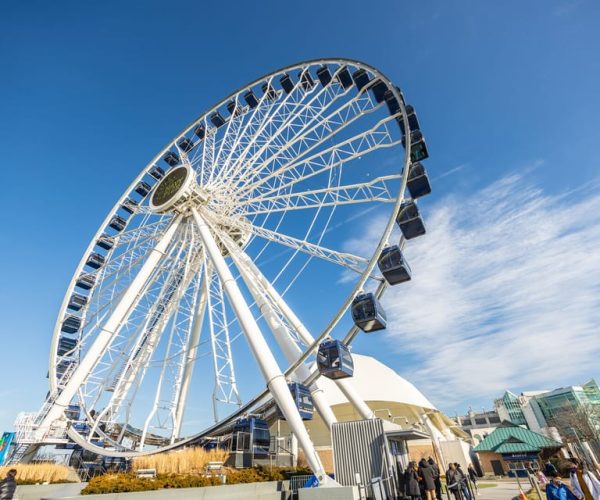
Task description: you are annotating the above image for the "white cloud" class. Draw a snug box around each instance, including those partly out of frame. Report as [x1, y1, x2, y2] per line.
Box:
[349, 173, 600, 409]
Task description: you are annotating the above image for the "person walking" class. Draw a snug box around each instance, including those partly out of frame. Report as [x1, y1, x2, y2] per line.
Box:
[0, 469, 17, 500]
[456, 463, 472, 500]
[404, 461, 421, 500]
[545, 460, 558, 477]
[428, 457, 443, 500]
[467, 463, 479, 496]
[446, 463, 462, 500]
[545, 474, 579, 500]
[418, 458, 437, 500]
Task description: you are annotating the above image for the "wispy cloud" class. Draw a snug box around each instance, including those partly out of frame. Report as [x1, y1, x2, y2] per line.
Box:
[347, 173, 600, 409]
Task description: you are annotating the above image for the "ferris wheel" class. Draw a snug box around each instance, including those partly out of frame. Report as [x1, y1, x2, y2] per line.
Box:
[26, 59, 431, 482]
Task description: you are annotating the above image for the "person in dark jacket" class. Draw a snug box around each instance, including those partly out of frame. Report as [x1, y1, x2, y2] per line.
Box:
[455, 463, 472, 500]
[418, 458, 437, 500]
[428, 457, 442, 500]
[467, 463, 479, 495]
[0, 469, 17, 500]
[446, 463, 461, 499]
[545, 460, 558, 477]
[404, 461, 421, 499]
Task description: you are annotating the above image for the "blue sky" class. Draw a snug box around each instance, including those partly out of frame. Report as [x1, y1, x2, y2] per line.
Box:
[1, 0, 599, 433]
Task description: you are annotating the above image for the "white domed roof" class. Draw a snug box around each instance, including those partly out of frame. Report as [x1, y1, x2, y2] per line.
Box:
[316, 353, 436, 410]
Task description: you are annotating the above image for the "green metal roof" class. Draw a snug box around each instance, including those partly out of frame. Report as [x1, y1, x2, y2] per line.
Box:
[473, 424, 562, 453]
[494, 442, 543, 454]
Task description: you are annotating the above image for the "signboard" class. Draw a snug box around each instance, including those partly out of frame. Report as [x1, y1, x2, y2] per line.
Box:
[502, 452, 539, 461]
[0, 432, 15, 465]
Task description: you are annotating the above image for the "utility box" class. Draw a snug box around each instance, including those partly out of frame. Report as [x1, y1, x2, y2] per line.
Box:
[331, 418, 398, 498]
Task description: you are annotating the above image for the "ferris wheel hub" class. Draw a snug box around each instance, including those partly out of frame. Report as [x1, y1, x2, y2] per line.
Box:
[149, 162, 208, 214]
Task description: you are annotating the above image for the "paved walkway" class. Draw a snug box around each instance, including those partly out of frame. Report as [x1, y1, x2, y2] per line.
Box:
[476, 481, 527, 500]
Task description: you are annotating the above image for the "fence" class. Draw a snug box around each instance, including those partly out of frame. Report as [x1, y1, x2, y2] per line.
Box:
[289, 474, 316, 498]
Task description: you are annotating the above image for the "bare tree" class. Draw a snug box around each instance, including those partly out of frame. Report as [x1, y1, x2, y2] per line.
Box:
[549, 402, 600, 471]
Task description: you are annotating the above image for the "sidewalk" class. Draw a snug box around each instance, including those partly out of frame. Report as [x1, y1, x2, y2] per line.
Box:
[476, 480, 525, 500]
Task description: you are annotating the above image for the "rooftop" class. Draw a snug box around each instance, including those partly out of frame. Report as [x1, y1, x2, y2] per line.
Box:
[473, 423, 562, 454]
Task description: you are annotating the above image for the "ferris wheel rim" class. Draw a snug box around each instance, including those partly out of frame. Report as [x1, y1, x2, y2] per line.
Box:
[46, 57, 413, 455]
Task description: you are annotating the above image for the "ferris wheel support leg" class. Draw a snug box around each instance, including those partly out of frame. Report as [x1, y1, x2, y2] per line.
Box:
[173, 276, 208, 440]
[230, 248, 338, 430]
[37, 216, 183, 438]
[191, 208, 335, 486]
[233, 250, 375, 421]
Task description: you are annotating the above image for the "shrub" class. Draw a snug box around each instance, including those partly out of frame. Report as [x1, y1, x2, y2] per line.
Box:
[81, 473, 221, 495]
[80, 465, 311, 495]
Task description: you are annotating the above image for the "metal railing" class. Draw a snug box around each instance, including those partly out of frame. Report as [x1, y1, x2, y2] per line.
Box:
[289, 474, 316, 498]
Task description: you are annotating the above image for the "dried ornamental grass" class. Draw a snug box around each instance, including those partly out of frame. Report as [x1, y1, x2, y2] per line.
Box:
[0, 463, 72, 484]
[132, 448, 229, 475]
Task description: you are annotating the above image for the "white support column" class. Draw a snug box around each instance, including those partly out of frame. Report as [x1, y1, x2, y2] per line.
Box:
[233, 249, 375, 422]
[230, 249, 337, 430]
[191, 208, 335, 486]
[173, 275, 207, 440]
[37, 216, 182, 438]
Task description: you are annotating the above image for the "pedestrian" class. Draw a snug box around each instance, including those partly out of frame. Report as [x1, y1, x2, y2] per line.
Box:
[428, 457, 443, 500]
[536, 470, 549, 490]
[446, 463, 462, 500]
[545, 460, 558, 477]
[467, 463, 479, 495]
[0, 469, 17, 500]
[545, 474, 579, 500]
[456, 463, 472, 500]
[404, 461, 421, 500]
[418, 458, 437, 500]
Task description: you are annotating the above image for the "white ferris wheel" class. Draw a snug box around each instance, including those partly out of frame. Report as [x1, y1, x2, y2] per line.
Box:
[19, 59, 432, 482]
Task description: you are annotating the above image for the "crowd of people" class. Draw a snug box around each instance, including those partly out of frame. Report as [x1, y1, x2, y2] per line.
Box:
[399, 457, 478, 499]
[541, 459, 600, 500]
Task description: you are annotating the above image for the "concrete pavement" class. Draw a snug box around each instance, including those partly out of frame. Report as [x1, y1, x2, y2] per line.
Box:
[475, 481, 528, 500]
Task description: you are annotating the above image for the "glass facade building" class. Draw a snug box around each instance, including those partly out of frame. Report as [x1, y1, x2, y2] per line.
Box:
[494, 380, 600, 465]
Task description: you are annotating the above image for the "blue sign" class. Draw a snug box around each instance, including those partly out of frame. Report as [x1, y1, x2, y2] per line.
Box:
[502, 452, 539, 461]
[0, 432, 15, 465]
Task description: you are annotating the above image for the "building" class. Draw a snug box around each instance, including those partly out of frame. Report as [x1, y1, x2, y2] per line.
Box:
[454, 409, 502, 445]
[473, 422, 562, 477]
[270, 354, 472, 473]
[493, 380, 600, 466]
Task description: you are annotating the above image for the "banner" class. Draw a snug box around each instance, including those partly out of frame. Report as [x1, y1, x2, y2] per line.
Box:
[0, 432, 15, 465]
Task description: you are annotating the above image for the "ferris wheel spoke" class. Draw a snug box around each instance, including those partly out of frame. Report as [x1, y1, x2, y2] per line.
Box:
[42, 215, 184, 435]
[205, 262, 242, 423]
[215, 66, 350, 186]
[208, 212, 370, 275]
[227, 80, 379, 192]
[111, 226, 205, 437]
[235, 113, 400, 201]
[211, 101, 247, 179]
[173, 265, 208, 439]
[212, 71, 313, 186]
[80, 224, 192, 407]
[138, 240, 200, 450]
[78, 220, 187, 362]
[239, 174, 401, 215]
[84, 225, 196, 435]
